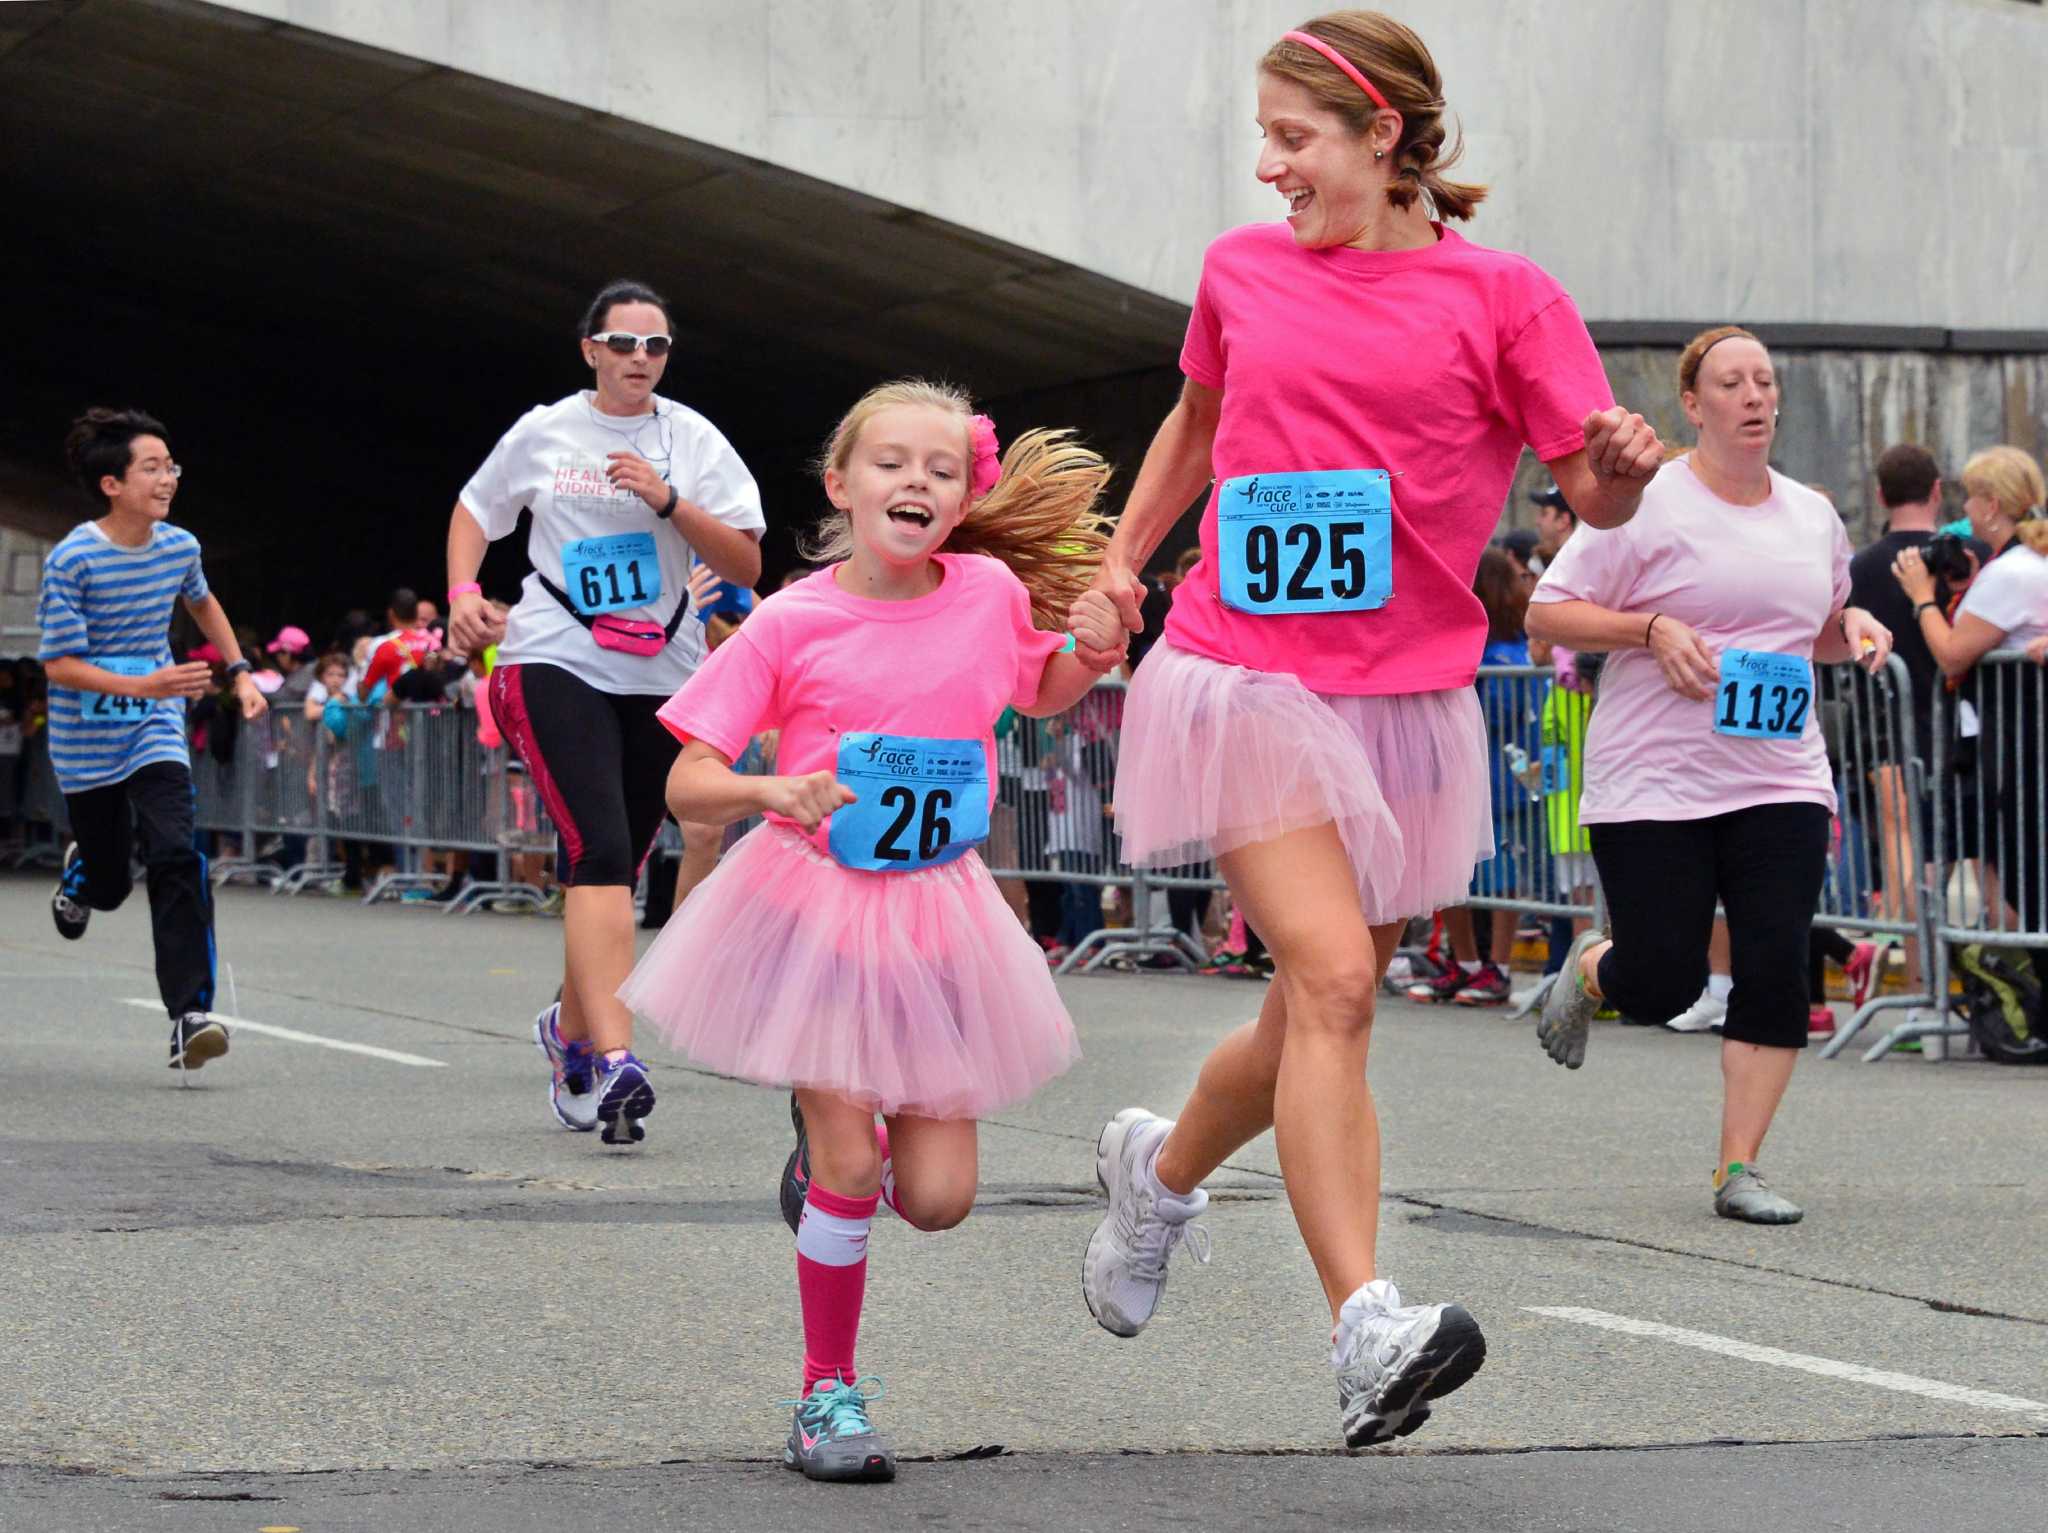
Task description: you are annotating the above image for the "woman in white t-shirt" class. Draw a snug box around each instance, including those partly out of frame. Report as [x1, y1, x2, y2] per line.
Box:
[1528, 327, 1893, 1227]
[446, 279, 766, 1146]
[1893, 445, 2048, 954]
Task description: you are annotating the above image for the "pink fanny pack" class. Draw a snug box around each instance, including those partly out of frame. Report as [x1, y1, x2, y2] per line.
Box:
[589, 614, 668, 656]
[538, 573, 687, 659]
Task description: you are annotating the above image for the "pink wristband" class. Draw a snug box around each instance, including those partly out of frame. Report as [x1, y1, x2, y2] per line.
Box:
[448, 582, 482, 603]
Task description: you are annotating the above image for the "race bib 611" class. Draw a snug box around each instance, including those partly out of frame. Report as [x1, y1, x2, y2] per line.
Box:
[561, 532, 662, 616]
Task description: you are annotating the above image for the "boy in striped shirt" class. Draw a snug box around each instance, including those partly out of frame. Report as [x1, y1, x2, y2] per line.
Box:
[38, 408, 267, 1072]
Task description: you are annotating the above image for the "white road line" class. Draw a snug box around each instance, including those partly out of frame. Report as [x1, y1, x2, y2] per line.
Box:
[1527, 1306, 2048, 1418]
[119, 999, 447, 1068]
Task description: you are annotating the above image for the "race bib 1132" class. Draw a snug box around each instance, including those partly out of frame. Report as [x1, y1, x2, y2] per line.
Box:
[1715, 649, 1813, 740]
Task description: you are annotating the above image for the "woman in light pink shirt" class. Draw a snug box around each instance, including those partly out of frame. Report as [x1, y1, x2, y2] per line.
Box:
[1077, 11, 1665, 1450]
[1529, 327, 1893, 1226]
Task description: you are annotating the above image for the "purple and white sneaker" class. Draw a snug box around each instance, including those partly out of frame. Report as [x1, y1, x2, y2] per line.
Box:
[533, 1001, 597, 1132]
[593, 1050, 656, 1146]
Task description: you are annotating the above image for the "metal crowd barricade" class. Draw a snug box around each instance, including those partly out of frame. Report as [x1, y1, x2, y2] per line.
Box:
[1812, 655, 1942, 1057]
[1860, 649, 2048, 1061]
[985, 678, 1208, 974]
[264, 703, 348, 894]
[188, 700, 559, 912]
[7, 731, 67, 868]
[1466, 663, 1609, 931]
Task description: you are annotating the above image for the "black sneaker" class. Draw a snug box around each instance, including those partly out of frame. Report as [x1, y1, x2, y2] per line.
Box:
[51, 842, 90, 940]
[169, 1013, 230, 1071]
[780, 1091, 810, 1235]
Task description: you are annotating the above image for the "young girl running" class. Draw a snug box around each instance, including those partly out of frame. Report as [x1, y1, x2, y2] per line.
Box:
[618, 380, 1125, 1482]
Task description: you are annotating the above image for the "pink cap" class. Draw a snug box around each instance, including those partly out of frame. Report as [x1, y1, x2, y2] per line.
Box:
[267, 625, 311, 654]
[189, 642, 224, 664]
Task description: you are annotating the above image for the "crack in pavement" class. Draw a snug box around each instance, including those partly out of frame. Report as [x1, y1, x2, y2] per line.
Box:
[8, 1429, 2043, 1483]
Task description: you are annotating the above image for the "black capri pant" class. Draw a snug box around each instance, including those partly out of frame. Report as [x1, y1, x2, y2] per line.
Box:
[1590, 802, 1831, 1050]
[488, 662, 676, 888]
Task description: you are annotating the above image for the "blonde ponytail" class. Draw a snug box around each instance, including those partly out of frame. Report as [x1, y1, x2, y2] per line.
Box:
[949, 428, 1114, 631]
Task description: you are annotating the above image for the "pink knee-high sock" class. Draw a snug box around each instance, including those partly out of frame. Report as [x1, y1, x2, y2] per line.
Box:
[796, 1182, 880, 1393]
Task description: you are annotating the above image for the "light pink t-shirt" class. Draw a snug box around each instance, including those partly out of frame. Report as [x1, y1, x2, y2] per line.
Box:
[1163, 221, 1615, 696]
[1531, 459, 1852, 824]
[657, 553, 1067, 854]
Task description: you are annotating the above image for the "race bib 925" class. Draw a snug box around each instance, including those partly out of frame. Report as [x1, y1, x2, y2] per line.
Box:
[1216, 470, 1393, 616]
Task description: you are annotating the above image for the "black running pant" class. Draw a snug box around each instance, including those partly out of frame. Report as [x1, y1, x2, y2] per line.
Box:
[1591, 803, 1830, 1050]
[63, 761, 215, 1019]
[489, 663, 674, 887]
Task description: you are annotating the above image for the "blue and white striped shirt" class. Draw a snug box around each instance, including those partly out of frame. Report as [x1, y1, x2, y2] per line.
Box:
[38, 521, 209, 793]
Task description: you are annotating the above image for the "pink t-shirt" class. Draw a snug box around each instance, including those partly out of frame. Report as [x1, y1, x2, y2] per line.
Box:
[657, 553, 1067, 854]
[1163, 221, 1614, 696]
[1530, 459, 1853, 824]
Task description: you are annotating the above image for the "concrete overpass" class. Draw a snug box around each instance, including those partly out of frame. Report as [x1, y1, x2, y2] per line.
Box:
[4, 0, 2045, 642]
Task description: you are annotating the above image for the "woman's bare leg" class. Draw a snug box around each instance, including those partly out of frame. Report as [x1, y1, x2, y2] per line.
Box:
[1151, 823, 1403, 1320]
[557, 885, 636, 1053]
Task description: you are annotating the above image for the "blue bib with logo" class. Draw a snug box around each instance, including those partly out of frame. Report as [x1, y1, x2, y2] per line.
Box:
[80, 655, 159, 728]
[561, 532, 662, 616]
[828, 733, 991, 872]
[1715, 649, 1813, 740]
[1216, 469, 1393, 616]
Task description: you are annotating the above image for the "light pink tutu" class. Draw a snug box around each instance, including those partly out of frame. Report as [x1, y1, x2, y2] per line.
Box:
[1114, 642, 1492, 925]
[618, 822, 1080, 1119]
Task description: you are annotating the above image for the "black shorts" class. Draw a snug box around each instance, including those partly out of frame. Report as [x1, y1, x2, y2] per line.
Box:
[488, 663, 675, 887]
[1591, 802, 1831, 1050]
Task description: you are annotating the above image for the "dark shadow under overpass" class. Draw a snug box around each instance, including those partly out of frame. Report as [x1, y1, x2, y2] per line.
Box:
[1, 0, 1188, 641]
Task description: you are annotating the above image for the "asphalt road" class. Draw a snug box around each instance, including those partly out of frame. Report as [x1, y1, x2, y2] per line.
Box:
[2, 874, 2043, 1530]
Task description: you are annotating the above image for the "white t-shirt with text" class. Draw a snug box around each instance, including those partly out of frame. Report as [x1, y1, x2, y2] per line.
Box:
[459, 392, 766, 696]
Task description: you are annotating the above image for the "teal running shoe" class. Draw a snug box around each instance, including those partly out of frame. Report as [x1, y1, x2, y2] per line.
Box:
[783, 1376, 895, 1482]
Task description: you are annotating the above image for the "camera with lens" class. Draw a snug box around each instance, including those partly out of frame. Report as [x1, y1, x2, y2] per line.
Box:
[1922, 532, 1978, 586]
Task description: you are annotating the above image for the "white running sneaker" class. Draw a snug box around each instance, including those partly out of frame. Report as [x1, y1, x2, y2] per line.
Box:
[1334, 1278, 1487, 1447]
[1663, 989, 1728, 1034]
[533, 1002, 599, 1132]
[1082, 1108, 1211, 1337]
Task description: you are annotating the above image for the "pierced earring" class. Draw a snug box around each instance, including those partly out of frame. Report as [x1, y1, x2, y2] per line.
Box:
[1374, 150, 1385, 160]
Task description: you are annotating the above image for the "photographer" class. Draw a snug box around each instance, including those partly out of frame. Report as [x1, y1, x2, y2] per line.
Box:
[1848, 446, 1985, 992]
[1893, 446, 2048, 992]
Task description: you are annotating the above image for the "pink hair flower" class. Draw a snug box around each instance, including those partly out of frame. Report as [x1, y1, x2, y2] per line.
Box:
[969, 413, 1002, 500]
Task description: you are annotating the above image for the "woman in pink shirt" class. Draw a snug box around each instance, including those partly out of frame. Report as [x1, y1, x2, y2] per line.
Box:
[1078, 11, 1664, 1450]
[619, 380, 1127, 1482]
[1529, 326, 1893, 1224]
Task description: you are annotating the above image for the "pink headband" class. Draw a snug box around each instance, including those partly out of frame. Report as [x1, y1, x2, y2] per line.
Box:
[1281, 30, 1390, 111]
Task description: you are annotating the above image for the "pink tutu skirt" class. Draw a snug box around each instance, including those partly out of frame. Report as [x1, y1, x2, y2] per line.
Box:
[618, 822, 1080, 1119]
[1115, 642, 1492, 925]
